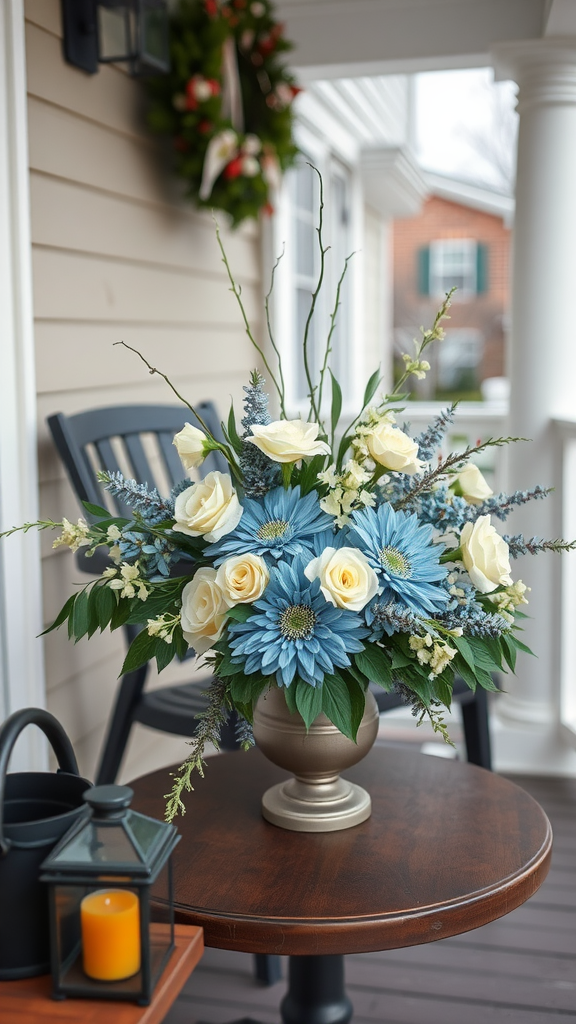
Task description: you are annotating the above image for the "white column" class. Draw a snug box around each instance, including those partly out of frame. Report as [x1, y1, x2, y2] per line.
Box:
[491, 39, 576, 773]
[0, 0, 46, 767]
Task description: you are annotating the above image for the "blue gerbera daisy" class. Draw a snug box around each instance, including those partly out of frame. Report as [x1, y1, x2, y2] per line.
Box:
[347, 503, 449, 617]
[206, 486, 333, 565]
[227, 555, 367, 687]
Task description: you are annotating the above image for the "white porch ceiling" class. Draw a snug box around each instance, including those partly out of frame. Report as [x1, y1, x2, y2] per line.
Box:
[277, 0, 548, 79]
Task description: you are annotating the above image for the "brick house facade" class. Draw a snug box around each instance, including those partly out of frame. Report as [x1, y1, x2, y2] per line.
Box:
[393, 186, 512, 399]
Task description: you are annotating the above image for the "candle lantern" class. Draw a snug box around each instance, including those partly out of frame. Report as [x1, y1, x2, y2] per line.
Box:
[40, 784, 180, 1004]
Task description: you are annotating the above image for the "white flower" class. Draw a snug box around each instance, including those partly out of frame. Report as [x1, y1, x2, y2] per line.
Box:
[342, 460, 370, 488]
[460, 516, 513, 594]
[317, 464, 339, 488]
[107, 524, 121, 541]
[247, 420, 331, 464]
[180, 568, 228, 655]
[52, 517, 91, 553]
[364, 423, 425, 475]
[304, 546, 379, 612]
[108, 561, 149, 601]
[454, 463, 493, 505]
[243, 134, 262, 156]
[215, 553, 269, 606]
[173, 423, 209, 471]
[173, 472, 243, 543]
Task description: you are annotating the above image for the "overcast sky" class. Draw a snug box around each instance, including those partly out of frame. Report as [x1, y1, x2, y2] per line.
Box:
[414, 68, 518, 193]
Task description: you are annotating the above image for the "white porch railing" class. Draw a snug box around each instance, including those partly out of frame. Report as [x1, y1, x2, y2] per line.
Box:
[553, 416, 576, 747]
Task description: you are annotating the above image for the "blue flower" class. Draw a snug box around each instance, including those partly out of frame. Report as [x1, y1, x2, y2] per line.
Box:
[118, 530, 175, 579]
[227, 555, 367, 687]
[348, 503, 449, 617]
[206, 486, 332, 565]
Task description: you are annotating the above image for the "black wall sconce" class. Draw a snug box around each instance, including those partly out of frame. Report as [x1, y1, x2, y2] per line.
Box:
[62, 0, 170, 76]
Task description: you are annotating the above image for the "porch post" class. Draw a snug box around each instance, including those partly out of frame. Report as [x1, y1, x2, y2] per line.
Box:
[490, 39, 576, 773]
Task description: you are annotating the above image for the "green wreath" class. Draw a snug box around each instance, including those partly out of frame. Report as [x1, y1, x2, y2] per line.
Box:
[147, 0, 300, 226]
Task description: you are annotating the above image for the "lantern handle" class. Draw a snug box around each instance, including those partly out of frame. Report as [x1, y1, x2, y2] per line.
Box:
[0, 707, 80, 856]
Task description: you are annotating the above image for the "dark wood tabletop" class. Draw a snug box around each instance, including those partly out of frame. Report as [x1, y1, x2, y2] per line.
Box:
[130, 746, 552, 958]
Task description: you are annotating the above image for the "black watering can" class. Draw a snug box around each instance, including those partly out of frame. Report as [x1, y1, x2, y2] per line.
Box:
[0, 707, 92, 979]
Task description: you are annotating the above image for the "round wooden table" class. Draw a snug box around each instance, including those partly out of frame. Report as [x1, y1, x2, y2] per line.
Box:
[131, 746, 552, 1024]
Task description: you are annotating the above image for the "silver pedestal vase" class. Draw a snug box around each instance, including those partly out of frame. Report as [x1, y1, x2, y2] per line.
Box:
[252, 685, 380, 833]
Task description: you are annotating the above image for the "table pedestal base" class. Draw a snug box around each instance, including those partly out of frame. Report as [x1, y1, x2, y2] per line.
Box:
[280, 955, 352, 1024]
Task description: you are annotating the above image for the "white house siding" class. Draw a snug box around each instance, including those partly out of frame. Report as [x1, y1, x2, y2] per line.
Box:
[25, 0, 261, 782]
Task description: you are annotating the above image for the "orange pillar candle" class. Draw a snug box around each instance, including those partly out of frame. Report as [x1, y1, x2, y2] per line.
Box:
[81, 889, 141, 981]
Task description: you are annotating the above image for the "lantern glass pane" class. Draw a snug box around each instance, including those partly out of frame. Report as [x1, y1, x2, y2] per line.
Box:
[149, 861, 174, 986]
[50, 823, 143, 867]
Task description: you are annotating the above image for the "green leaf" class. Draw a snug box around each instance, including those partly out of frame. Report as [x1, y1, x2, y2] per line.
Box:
[82, 500, 111, 519]
[452, 634, 475, 672]
[120, 628, 158, 675]
[87, 586, 101, 638]
[362, 368, 382, 409]
[173, 625, 188, 661]
[453, 655, 477, 693]
[391, 650, 412, 670]
[156, 641, 176, 673]
[226, 604, 253, 623]
[283, 681, 298, 715]
[354, 647, 393, 690]
[322, 673, 355, 741]
[298, 454, 328, 496]
[72, 589, 89, 642]
[476, 669, 500, 692]
[40, 594, 76, 636]
[110, 598, 132, 631]
[433, 674, 454, 709]
[295, 679, 323, 729]
[94, 583, 116, 630]
[512, 636, 535, 656]
[342, 671, 367, 737]
[501, 633, 517, 672]
[329, 370, 342, 439]
[225, 402, 243, 456]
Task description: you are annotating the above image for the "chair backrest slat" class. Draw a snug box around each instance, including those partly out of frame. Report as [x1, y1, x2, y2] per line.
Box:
[47, 403, 225, 523]
[123, 433, 153, 486]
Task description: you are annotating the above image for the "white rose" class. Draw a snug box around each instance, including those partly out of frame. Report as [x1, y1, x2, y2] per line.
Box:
[247, 420, 331, 464]
[215, 553, 269, 607]
[180, 568, 228, 655]
[455, 463, 493, 505]
[173, 471, 243, 543]
[365, 423, 424, 475]
[460, 515, 513, 594]
[304, 546, 379, 612]
[173, 422, 208, 470]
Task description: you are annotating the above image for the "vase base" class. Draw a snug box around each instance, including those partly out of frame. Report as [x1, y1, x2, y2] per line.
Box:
[261, 775, 371, 833]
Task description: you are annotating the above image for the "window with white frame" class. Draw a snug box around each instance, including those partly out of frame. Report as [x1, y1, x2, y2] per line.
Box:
[437, 328, 483, 390]
[288, 155, 353, 411]
[429, 239, 477, 298]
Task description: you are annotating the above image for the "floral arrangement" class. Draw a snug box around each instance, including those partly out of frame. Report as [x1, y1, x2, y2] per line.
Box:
[146, 0, 299, 225]
[4, 179, 574, 822]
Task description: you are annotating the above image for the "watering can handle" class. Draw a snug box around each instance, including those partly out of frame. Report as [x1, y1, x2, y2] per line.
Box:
[0, 707, 79, 856]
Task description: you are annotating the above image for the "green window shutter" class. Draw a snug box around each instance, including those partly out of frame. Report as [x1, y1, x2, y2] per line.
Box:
[476, 243, 489, 294]
[417, 246, 430, 295]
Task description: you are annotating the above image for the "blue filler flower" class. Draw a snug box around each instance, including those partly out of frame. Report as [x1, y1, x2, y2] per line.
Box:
[348, 503, 449, 617]
[227, 556, 367, 687]
[206, 486, 332, 564]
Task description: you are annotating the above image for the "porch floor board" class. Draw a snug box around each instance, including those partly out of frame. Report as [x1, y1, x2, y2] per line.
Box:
[163, 772, 576, 1024]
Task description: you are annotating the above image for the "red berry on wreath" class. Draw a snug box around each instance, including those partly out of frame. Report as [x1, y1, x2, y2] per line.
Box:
[204, 0, 218, 15]
[198, 119, 212, 133]
[174, 136, 190, 153]
[223, 156, 244, 180]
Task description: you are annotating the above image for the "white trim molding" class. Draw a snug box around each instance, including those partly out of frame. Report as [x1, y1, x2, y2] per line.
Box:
[0, 0, 47, 767]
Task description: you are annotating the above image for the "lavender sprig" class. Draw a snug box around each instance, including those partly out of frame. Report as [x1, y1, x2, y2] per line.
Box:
[503, 534, 576, 557]
[98, 470, 174, 525]
[239, 370, 280, 497]
[415, 404, 458, 462]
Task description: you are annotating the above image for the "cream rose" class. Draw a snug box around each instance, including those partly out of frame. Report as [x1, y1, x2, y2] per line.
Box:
[454, 463, 493, 505]
[460, 515, 513, 593]
[180, 568, 228, 655]
[304, 546, 379, 612]
[365, 423, 424, 475]
[173, 471, 242, 543]
[215, 553, 269, 606]
[247, 420, 331, 464]
[173, 422, 208, 470]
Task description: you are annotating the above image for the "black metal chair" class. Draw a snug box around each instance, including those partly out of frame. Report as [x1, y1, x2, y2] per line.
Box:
[48, 402, 282, 987]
